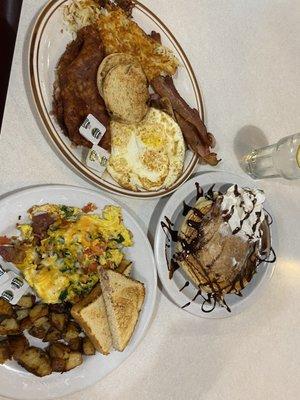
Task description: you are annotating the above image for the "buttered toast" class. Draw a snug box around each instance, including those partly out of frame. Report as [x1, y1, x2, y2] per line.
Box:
[98, 268, 145, 351]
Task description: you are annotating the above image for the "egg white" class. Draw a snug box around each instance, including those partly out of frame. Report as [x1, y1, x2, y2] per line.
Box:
[107, 107, 185, 191]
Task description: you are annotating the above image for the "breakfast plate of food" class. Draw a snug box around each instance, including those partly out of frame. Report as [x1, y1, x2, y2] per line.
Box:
[0, 185, 157, 399]
[154, 171, 277, 318]
[29, 0, 218, 198]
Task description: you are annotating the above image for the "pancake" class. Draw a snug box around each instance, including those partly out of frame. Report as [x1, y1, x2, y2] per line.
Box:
[176, 186, 268, 297]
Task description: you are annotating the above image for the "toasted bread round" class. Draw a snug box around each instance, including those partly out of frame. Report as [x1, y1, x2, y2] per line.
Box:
[97, 53, 138, 97]
[103, 63, 149, 124]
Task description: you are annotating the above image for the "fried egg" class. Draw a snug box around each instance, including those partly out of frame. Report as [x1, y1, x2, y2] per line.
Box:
[107, 107, 185, 191]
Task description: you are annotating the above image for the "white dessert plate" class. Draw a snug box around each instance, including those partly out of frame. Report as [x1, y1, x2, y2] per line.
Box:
[154, 171, 277, 318]
[0, 185, 157, 399]
[29, 0, 203, 198]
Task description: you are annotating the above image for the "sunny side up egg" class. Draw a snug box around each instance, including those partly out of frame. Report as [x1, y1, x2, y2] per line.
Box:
[107, 107, 185, 191]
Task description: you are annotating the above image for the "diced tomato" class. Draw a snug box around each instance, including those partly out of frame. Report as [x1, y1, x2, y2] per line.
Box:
[60, 220, 70, 228]
[91, 244, 104, 256]
[0, 236, 11, 245]
[84, 248, 93, 257]
[82, 203, 97, 213]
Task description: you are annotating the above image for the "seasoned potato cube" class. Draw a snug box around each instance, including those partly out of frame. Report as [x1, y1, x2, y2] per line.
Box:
[49, 313, 67, 332]
[43, 327, 62, 343]
[18, 347, 52, 377]
[51, 357, 65, 372]
[49, 303, 70, 313]
[29, 304, 48, 322]
[65, 352, 83, 371]
[68, 337, 82, 352]
[0, 299, 14, 318]
[63, 322, 80, 342]
[0, 318, 20, 335]
[28, 326, 48, 340]
[8, 334, 29, 360]
[33, 316, 49, 328]
[17, 295, 35, 309]
[16, 308, 29, 321]
[19, 316, 32, 331]
[0, 340, 11, 364]
[82, 337, 96, 356]
[47, 342, 70, 360]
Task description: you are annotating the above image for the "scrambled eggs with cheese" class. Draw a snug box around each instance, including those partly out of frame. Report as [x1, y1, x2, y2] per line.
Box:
[15, 203, 132, 303]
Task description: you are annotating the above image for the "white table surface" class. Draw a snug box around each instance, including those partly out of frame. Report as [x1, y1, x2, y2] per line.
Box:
[1, 1, 300, 399]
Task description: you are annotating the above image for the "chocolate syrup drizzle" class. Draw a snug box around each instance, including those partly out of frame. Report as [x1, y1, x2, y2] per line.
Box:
[161, 182, 276, 314]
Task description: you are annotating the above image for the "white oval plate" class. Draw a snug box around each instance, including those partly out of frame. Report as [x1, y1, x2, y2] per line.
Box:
[0, 185, 157, 399]
[154, 171, 277, 318]
[29, 0, 203, 199]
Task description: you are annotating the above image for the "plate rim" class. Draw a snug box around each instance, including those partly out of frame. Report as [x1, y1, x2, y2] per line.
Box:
[154, 171, 277, 319]
[28, 0, 203, 199]
[0, 183, 158, 399]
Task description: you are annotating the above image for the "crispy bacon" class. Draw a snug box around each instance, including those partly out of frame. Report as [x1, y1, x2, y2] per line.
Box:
[151, 75, 218, 165]
[31, 213, 55, 241]
[82, 203, 97, 213]
[0, 245, 25, 264]
[175, 112, 218, 165]
[0, 236, 11, 245]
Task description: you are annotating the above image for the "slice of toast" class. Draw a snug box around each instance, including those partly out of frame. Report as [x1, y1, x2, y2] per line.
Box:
[99, 269, 145, 352]
[71, 285, 112, 355]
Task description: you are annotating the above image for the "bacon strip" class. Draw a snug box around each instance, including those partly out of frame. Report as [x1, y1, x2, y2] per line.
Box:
[0, 245, 25, 264]
[175, 112, 218, 165]
[151, 76, 209, 146]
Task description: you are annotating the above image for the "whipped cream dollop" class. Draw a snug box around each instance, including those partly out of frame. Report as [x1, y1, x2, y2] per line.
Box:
[221, 185, 265, 241]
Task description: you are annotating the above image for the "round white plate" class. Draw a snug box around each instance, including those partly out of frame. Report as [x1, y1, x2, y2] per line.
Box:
[29, 0, 203, 199]
[0, 185, 157, 399]
[154, 171, 277, 318]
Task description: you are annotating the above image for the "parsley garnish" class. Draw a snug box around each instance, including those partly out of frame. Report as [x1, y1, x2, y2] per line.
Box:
[59, 289, 68, 301]
[115, 234, 125, 243]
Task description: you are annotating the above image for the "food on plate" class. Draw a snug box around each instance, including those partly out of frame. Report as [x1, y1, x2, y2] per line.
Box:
[0, 294, 96, 376]
[0, 203, 132, 303]
[151, 75, 218, 165]
[64, 2, 179, 81]
[8, 334, 29, 360]
[98, 268, 145, 352]
[82, 337, 96, 355]
[165, 184, 272, 312]
[71, 284, 111, 354]
[0, 298, 14, 318]
[97, 52, 139, 97]
[18, 347, 53, 377]
[0, 201, 146, 376]
[102, 62, 149, 123]
[107, 107, 185, 191]
[53, 25, 110, 149]
[0, 317, 20, 335]
[71, 260, 133, 355]
[53, 0, 218, 192]
[0, 340, 11, 364]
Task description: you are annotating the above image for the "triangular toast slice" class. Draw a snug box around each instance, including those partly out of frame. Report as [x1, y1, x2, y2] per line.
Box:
[98, 268, 145, 351]
[71, 285, 112, 355]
